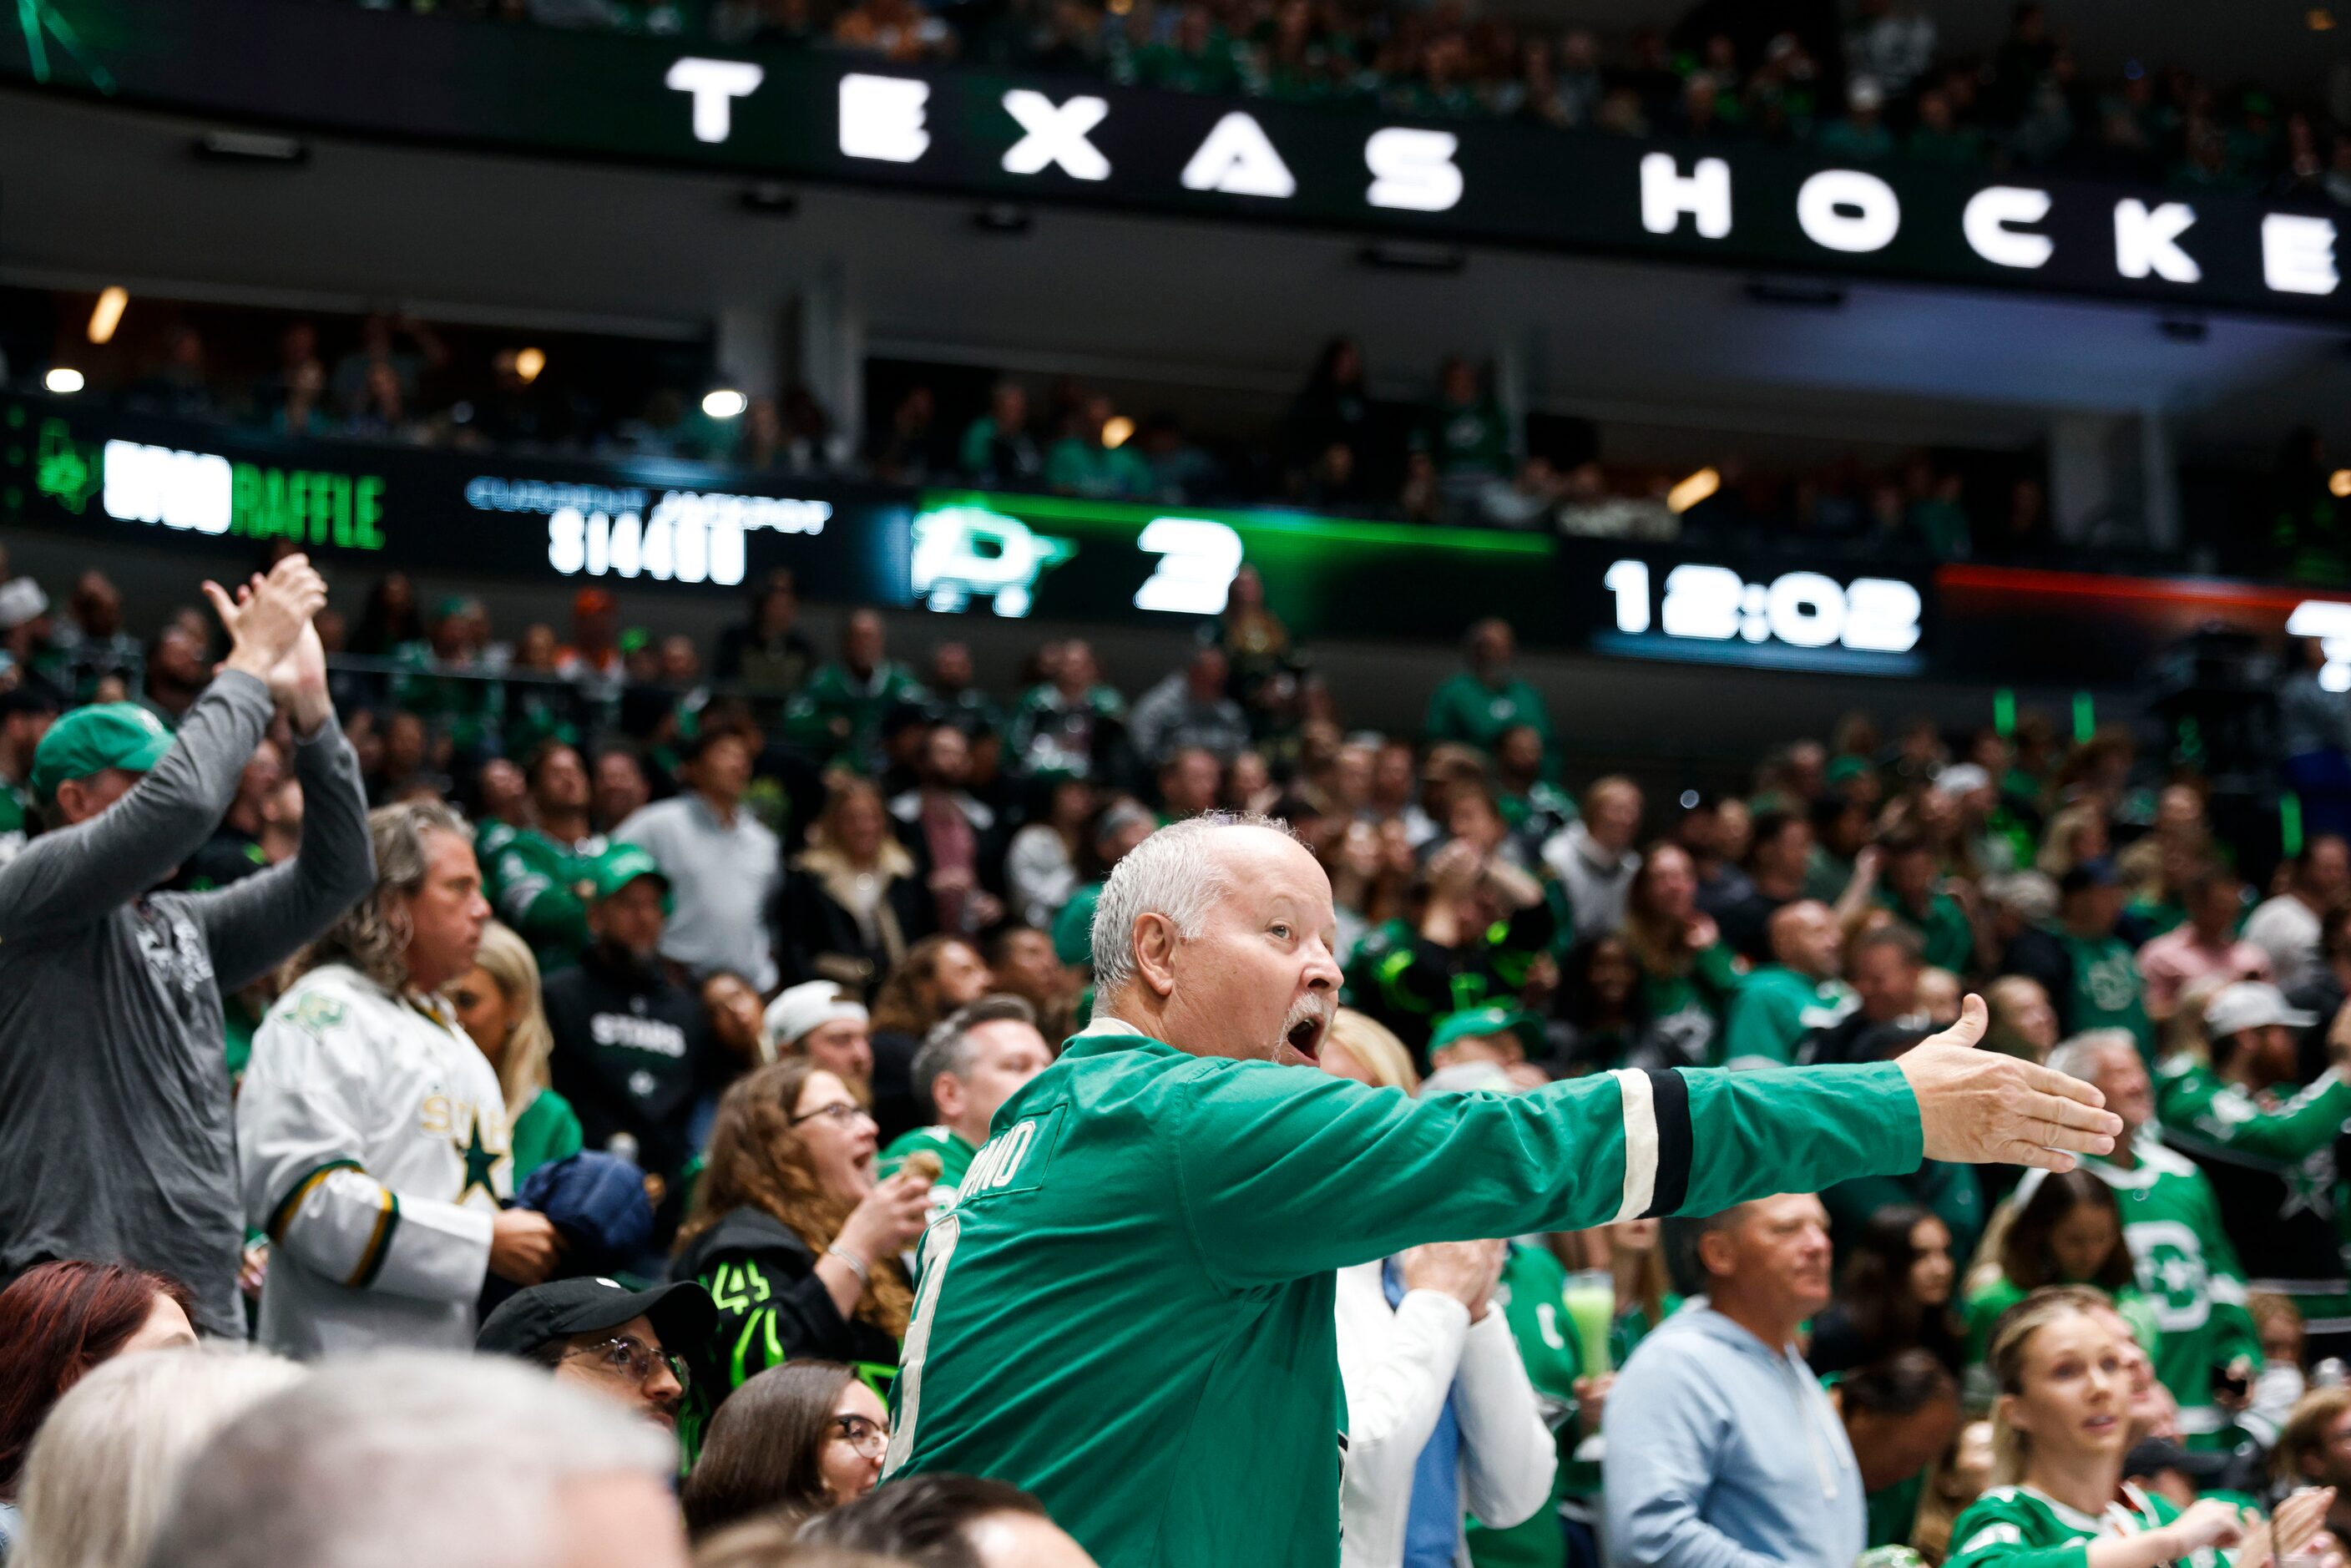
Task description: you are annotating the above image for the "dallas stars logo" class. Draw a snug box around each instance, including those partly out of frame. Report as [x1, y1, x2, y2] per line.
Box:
[454, 1115, 503, 1206]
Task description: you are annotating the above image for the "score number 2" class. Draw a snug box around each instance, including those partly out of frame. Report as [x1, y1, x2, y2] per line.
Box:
[1603, 559, 1921, 654]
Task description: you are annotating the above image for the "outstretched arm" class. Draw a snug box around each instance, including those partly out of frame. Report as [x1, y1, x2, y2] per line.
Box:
[1180, 995, 2116, 1288]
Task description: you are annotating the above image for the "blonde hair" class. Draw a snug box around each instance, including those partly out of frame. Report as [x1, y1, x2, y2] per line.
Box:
[16, 1343, 306, 1568]
[1985, 1285, 2114, 1485]
[1913, 1419, 1994, 1563]
[459, 922, 556, 1124]
[1327, 1009, 1419, 1093]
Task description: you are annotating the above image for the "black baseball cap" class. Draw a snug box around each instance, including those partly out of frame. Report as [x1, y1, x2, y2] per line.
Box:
[475, 1276, 715, 1358]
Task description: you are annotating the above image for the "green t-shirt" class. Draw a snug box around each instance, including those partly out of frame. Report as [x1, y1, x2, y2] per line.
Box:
[2082, 1145, 2262, 1446]
[2058, 932, 2153, 1057]
[879, 1125, 980, 1230]
[1946, 1483, 2217, 1568]
[511, 1087, 585, 1186]
[1878, 888, 1974, 974]
[884, 1023, 1927, 1568]
[1867, 1471, 1926, 1550]
[1636, 943, 1742, 1071]
[1424, 672, 1552, 756]
[1469, 1244, 1577, 1568]
[1721, 967, 1858, 1070]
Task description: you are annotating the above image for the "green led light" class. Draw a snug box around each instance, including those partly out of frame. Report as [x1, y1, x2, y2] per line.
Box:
[2283, 792, 2305, 858]
[1993, 689, 2015, 736]
[920, 491, 1553, 555]
[2071, 691, 2096, 744]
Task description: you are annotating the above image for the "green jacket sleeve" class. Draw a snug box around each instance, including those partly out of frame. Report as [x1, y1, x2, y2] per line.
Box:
[487, 841, 593, 959]
[1175, 1060, 1924, 1290]
[2163, 1068, 2351, 1166]
[1944, 1508, 2086, 1568]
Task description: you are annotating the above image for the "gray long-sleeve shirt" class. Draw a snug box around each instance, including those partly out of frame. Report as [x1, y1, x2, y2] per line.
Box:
[0, 671, 374, 1336]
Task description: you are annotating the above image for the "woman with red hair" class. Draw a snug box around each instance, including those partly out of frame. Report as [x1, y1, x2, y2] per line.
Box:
[0, 1260, 199, 1547]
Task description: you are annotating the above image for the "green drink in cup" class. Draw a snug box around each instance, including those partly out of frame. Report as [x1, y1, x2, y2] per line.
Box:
[1562, 1268, 1613, 1377]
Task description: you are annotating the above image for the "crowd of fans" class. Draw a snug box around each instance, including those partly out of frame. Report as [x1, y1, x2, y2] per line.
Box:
[14, 536, 2351, 1568]
[370, 0, 2351, 202]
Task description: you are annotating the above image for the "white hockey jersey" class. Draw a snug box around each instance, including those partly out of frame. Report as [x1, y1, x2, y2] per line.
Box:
[238, 962, 512, 1358]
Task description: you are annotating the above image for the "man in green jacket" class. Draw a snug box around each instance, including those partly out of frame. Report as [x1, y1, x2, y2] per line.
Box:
[884, 814, 2120, 1568]
[1721, 900, 1858, 1069]
[1424, 619, 1552, 760]
[2159, 981, 2351, 1358]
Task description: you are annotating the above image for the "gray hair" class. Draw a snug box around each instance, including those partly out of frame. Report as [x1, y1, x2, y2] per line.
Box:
[913, 994, 1039, 1105]
[1090, 812, 1292, 1012]
[301, 801, 470, 993]
[140, 1353, 675, 1568]
[1984, 870, 2060, 924]
[2045, 1029, 2139, 1085]
[18, 1343, 306, 1568]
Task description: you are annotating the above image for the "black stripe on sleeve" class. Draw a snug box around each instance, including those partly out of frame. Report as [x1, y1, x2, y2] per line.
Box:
[1641, 1068, 1693, 1218]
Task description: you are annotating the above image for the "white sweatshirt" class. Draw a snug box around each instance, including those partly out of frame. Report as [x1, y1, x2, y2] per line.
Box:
[1333, 1258, 1556, 1568]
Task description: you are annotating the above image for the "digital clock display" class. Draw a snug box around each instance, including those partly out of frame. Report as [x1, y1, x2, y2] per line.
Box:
[1600, 559, 1924, 673]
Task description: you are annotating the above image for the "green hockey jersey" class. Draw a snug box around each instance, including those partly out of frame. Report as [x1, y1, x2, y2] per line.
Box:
[879, 1125, 979, 1229]
[2078, 1141, 2262, 1444]
[2156, 1057, 2351, 1335]
[1945, 1482, 2218, 1568]
[476, 822, 603, 973]
[884, 1019, 1929, 1568]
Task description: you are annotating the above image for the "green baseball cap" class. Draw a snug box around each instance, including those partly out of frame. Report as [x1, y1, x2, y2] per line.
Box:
[29, 702, 174, 807]
[1051, 883, 1102, 968]
[584, 843, 673, 908]
[1428, 1005, 1540, 1055]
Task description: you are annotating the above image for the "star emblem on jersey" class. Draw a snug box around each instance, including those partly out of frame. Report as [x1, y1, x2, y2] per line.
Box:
[454, 1117, 502, 1206]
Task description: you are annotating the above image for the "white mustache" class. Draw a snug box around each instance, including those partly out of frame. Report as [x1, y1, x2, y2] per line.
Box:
[1282, 997, 1333, 1034]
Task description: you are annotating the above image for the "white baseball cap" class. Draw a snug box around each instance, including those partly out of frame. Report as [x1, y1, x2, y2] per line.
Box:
[761, 980, 869, 1059]
[2204, 981, 2316, 1040]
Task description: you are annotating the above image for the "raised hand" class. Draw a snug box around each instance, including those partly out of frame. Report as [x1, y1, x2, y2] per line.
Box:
[1896, 994, 2122, 1171]
[209, 555, 326, 686]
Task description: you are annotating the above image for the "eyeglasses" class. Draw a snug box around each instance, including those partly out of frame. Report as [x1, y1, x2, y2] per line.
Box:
[830, 1414, 892, 1459]
[562, 1334, 691, 1396]
[791, 1101, 874, 1128]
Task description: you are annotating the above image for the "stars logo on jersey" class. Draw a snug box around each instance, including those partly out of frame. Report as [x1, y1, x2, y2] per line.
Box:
[454, 1117, 503, 1206]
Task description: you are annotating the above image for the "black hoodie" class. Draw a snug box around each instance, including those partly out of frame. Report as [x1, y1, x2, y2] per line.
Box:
[544, 941, 721, 1184]
[671, 1206, 903, 1404]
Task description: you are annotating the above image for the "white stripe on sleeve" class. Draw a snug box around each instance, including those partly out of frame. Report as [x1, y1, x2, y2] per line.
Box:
[1610, 1068, 1659, 1223]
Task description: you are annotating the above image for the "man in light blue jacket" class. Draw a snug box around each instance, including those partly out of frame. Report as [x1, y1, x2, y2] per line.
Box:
[1601, 1193, 1863, 1568]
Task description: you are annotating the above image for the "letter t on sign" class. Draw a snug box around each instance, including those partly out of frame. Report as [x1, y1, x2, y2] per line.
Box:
[665, 58, 765, 144]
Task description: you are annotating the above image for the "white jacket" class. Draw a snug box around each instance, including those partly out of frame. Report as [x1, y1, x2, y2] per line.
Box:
[239, 964, 510, 1358]
[1334, 1259, 1556, 1568]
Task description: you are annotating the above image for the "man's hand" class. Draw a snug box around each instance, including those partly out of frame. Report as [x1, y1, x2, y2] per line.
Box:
[488, 1208, 564, 1286]
[209, 556, 327, 701]
[1897, 994, 2121, 1171]
[1402, 1239, 1507, 1322]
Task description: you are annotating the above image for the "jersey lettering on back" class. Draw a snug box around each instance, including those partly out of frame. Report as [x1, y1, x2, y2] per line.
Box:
[954, 1108, 1061, 1205]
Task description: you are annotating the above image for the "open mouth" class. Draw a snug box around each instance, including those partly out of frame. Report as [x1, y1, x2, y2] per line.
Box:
[1286, 1013, 1327, 1062]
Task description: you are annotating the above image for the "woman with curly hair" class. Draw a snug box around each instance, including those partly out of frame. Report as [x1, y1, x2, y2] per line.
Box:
[672, 1059, 933, 1409]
